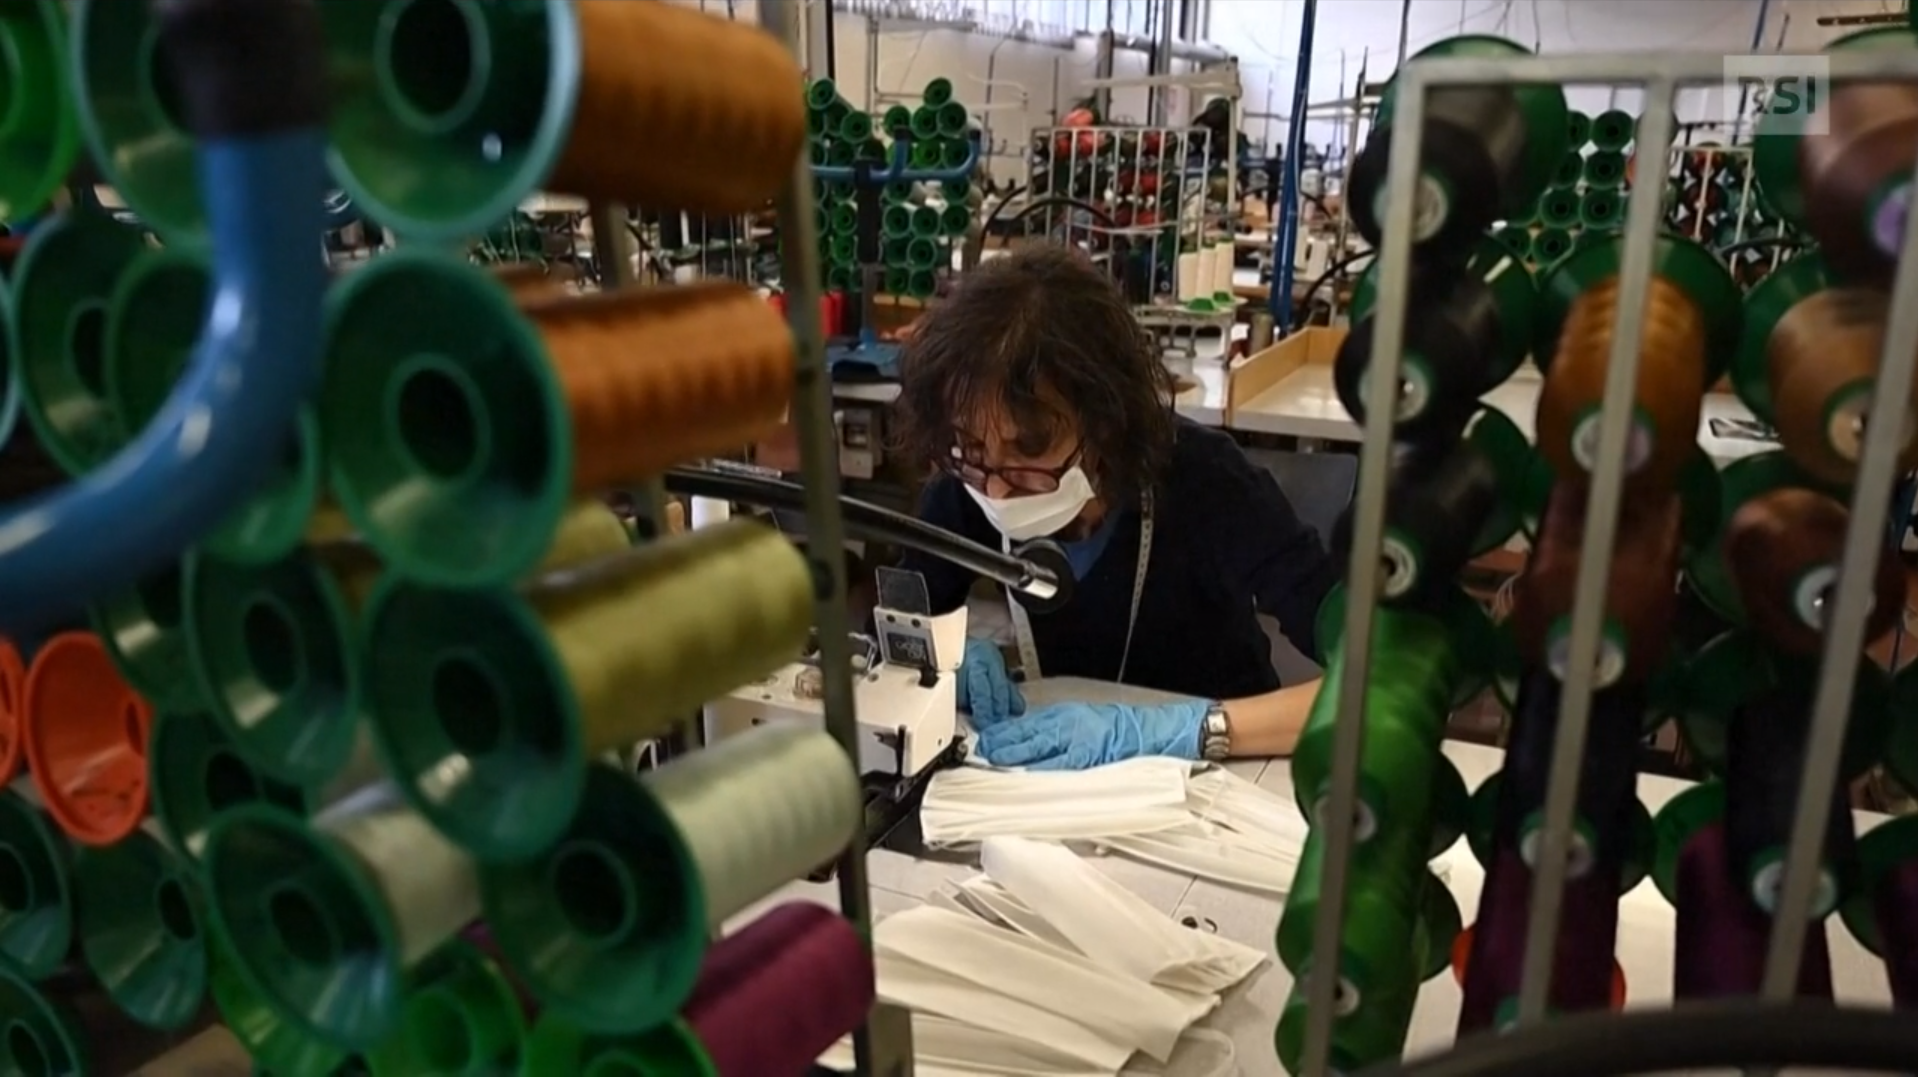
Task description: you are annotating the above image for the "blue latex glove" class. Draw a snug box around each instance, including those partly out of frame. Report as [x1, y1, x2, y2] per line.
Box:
[956, 637, 1025, 729]
[976, 699, 1209, 770]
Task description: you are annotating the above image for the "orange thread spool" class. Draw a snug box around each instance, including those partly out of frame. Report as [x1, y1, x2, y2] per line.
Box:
[1723, 487, 1903, 658]
[1768, 288, 1918, 486]
[22, 633, 152, 846]
[0, 640, 22, 786]
[551, 2, 807, 215]
[1511, 482, 1683, 689]
[1535, 276, 1707, 498]
[495, 263, 571, 300]
[521, 282, 794, 491]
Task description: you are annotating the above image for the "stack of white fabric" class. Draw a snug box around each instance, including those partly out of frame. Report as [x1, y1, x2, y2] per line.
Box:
[919, 758, 1311, 894]
[820, 837, 1267, 1076]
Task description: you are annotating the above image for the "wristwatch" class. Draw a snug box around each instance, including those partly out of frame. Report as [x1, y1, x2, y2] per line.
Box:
[1200, 703, 1232, 762]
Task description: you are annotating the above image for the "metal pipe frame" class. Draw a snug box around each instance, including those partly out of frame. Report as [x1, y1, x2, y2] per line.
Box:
[1268, 0, 1318, 329]
[1300, 46, 1918, 1076]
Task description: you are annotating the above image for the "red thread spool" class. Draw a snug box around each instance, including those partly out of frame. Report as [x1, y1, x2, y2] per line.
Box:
[682, 903, 874, 1076]
[1457, 848, 1625, 1035]
[22, 633, 151, 846]
[1674, 820, 1833, 999]
[1722, 487, 1903, 658]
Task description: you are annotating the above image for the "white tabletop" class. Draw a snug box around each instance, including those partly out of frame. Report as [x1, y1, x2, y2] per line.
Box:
[751, 677, 1895, 1077]
[1230, 365, 1776, 468]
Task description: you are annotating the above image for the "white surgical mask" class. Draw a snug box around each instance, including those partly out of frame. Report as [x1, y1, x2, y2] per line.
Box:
[963, 466, 1097, 541]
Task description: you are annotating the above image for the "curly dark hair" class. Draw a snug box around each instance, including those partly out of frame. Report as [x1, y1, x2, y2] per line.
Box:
[892, 246, 1178, 507]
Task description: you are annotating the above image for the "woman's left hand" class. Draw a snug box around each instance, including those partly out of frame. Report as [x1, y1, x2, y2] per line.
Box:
[974, 699, 1209, 770]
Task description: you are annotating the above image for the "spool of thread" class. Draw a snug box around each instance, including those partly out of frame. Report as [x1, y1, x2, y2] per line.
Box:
[22, 632, 150, 846]
[1552, 153, 1584, 188]
[1195, 245, 1219, 302]
[1177, 250, 1202, 301]
[146, 710, 306, 860]
[882, 104, 913, 133]
[1568, 110, 1593, 149]
[1590, 109, 1635, 151]
[0, 783, 74, 979]
[681, 903, 874, 1075]
[202, 786, 482, 1050]
[1767, 287, 1918, 484]
[1274, 978, 1418, 1074]
[1538, 185, 1582, 228]
[1292, 605, 1461, 843]
[1674, 819, 1834, 999]
[1859, 822, 1918, 1006]
[366, 940, 527, 1077]
[907, 237, 941, 271]
[1276, 822, 1427, 1002]
[323, 254, 793, 588]
[924, 77, 955, 107]
[882, 204, 912, 240]
[208, 941, 352, 1076]
[908, 269, 938, 299]
[1723, 487, 1903, 657]
[1797, 82, 1918, 284]
[89, 563, 203, 716]
[1511, 484, 1682, 688]
[1336, 271, 1509, 445]
[1497, 671, 1646, 885]
[480, 731, 860, 1033]
[365, 518, 814, 861]
[0, 640, 24, 787]
[1724, 689, 1855, 920]
[1578, 187, 1623, 228]
[73, 823, 206, 1030]
[1331, 442, 1500, 608]
[1582, 150, 1627, 189]
[0, 967, 185, 1076]
[940, 203, 971, 236]
[522, 1012, 714, 1075]
[493, 262, 570, 300]
[1531, 227, 1574, 265]
[1536, 275, 1707, 496]
[910, 205, 940, 238]
[1210, 241, 1236, 297]
[1458, 847, 1622, 1034]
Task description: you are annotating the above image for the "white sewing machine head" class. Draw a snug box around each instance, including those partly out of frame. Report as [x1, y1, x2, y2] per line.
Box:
[705, 567, 967, 779]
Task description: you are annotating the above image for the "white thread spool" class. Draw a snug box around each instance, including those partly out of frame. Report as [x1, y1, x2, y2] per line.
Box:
[1177, 250, 1202, 300]
[1210, 241, 1235, 296]
[690, 497, 732, 530]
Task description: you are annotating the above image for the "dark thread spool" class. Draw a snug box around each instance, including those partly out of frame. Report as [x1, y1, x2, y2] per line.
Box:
[1350, 85, 1531, 257]
[1497, 671, 1644, 883]
[1675, 820, 1835, 1000]
[681, 902, 874, 1076]
[1724, 690, 1858, 920]
[1723, 487, 1903, 658]
[1535, 276, 1707, 498]
[1767, 288, 1918, 486]
[1872, 859, 1918, 1006]
[1798, 84, 1918, 285]
[1511, 483, 1682, 689]
[1458, 847, 1622, 1034]
[1331, 441, 1500, 610]
[1335, 272, 1507, 447]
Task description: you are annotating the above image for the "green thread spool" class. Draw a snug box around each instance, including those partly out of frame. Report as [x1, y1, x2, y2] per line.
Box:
[0, 966, 180, 1076]
[1590, 108, 1635, 151]
[943, 176, 972, 201]
[922, 77, 954, 107]
[0, 1, 82, 223]
[89, 563, 202, 715]
[883, 237, 911, 266]
[828, 141, 856, 167]
[935, 101, 969, 138]
[1531, 227, 1575, 265]
[1275, 978, 1419, 1075]
[829, 202, 858, 236]
[907, 237, 941, 271]
[524, 1012, 716, 1077]
[940, 138, 972, 171]
[1579, 187, 1624, 229]
[940, 204, 972, 236]
[855, 137, 888, 163]
[367, 940, 528, 1077]
[828, 264, 859, 292]
[804, 80, 843, 113]
[910, 106, 940, 141]
[0, 784, 72, 979]
[882, 104, 913, 133]
[885, 266, 911, 295]
[1553, 152, 1584, 188]
[479, 729, 860, 1034]
[147, 710, 307, 860]
[1582, 150, 1627, 189]
[837, 110, 873, 143]
[908, 269, 938, 299]
[74, 825, 207, 1030]
[1567, 110, 1593, 149]
[1276, 822, 1429, 997]
[829, 234, 857, 265]
[911, 205, 941, 238]
[203, 792, 482, 1050]
[209, 939, 352, 1076]
[1538, 184, 1581, 228]
[911, 139, 940, 169]
[883, 204, 914, 239]
[882, 182, 912, 206]
[363, 520, 815, 862]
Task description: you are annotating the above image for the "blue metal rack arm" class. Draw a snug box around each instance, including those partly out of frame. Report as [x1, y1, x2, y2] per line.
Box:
[0, 0, 328, 635]
[812, 136, 980, 186]
[1270, 0, 1320, 331]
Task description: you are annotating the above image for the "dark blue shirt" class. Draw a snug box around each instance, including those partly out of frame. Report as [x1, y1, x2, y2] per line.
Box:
[904, 419, 1338, 700]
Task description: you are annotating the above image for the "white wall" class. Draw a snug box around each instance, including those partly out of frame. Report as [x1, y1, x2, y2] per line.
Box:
[1210, 0, 1902, 155]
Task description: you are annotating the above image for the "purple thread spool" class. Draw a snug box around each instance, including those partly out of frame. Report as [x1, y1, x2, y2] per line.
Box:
[683, 903, 873, 1076]
[1674, 819, 1833, 999]
[1458, 847, 1621, 1034]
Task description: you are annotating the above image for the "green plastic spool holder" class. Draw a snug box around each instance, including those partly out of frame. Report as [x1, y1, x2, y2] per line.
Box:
[0, 787, 72, 979]
[1492, 225, 1529, 258]
[910, 139, 940, 169]
[74, 826, 207, 1031]
[1552, 153, 1583, 188]
[829, 203, 858, 236]
[361, 576, 585, 862]
[89, 563, 202, 715]
[322, 250, 571, 589]
[1683, 450, 1832, 622]
[1375, 36, 1569, 220]
[828, 234, 856, 265]
[884, 266, 910, 295]
[881, 104, 912, 133]
[907, 269, 937, 299]
[148, 710, 307, 860]
[1674, 629, 1891, 785]
[940, 138, 972, 171]
[804, 80, 841, 112]
[1530, 227, 1575, 266]
[1582, 150, 1627, 189]
[827, 265, 858, 293]
[1531, 230, 1741, 381]
[1837, 814, 1918, 957]
[0, 1, 81, 223]
[1589, 109, 1635, 151]
[107, 246, 324, 564]
[1731, 251, 1832, 424]
[210, 941, 352, 1077]
[524, 1012, 716, 1077]
[183, 548, 365, 789]
[907, 237, 941, 271]
[910, 205, 941, 238]
[10, 210, 146, 476]
[1349, 236, 1537, 393]
[367, 940, 527, 1077]
[1649, 782, 1725, 907]
[909, 106, 939, 141]
[838, 111, 873, 143]
[1465, 772, 1656, 894]
[0, 969, 89, 1074]
[922, 77, 954, 108]
[1567, 110, 1592, 150]
[882, 204, 913, 240]
[827, 141, 855, 167]
[1578, 188, 1623, 229]
[479, 765, 706, 1035]
[935, 102, 969, 139]
[1538, 185, 1581, 228]
[1752, 28, 1917, 227]
[1416, 871, 1463, 982]
[1274, 979, 1418, 1075]
[1879, 662, 1918, 793]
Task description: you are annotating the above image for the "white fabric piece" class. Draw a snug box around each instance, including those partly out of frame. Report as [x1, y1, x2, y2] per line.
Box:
[818, 1013, 1115, 1076]
[1184, 766, 1312, 857]
[1124, 1029, 1239, 1077]
[868, 947, 1133, 1071]
[1103, 819, 1299, 895]
[980, 837, 1265, 991]
[877, 906, 1199, 1063]
[919, 758, 1193, 845]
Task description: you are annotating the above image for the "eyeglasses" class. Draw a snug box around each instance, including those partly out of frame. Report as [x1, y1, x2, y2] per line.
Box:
[940, 445, 1083, 495]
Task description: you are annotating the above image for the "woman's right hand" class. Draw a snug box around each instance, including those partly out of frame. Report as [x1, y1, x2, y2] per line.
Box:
[957, 637, 1026, 729]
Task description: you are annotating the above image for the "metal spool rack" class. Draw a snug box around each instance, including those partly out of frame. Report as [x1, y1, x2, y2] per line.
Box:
[1306, 34, 1918, 1077]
